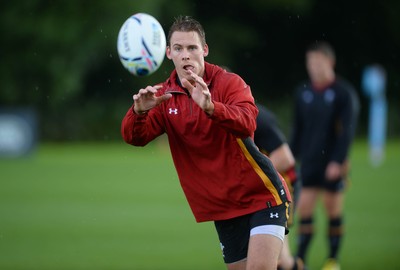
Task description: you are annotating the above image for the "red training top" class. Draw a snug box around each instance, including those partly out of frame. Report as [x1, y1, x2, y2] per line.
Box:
[122, 62, 291, 222]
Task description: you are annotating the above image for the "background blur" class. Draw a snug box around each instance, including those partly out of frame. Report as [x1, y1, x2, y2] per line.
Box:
[1, 0, 399, 142]
[1, 1, 400, 269]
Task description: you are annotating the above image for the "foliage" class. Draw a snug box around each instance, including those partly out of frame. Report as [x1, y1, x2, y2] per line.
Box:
[0, 0, 190, 140]
[0, 0, 399, 140]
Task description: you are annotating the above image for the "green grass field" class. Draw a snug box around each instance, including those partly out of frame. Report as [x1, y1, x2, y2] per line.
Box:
[0, 138, 399, 269]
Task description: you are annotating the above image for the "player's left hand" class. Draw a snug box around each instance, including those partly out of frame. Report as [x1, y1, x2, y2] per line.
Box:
[181, 70, 214, 115]
[325, 161, 343, 181]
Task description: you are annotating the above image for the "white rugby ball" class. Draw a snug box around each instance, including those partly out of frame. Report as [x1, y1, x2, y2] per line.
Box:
[117, 13, 166, 76]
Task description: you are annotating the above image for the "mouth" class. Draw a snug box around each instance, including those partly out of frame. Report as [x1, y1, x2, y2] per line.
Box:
[183, 65, 194, 72]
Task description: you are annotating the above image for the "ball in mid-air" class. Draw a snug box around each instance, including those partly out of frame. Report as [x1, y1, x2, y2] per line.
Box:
[117, 13, 166, 76]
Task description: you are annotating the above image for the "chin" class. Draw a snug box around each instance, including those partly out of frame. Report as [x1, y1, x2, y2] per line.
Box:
[180, 71, 192, 79]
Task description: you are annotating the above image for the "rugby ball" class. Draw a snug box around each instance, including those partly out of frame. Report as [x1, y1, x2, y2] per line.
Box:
[117, 13, 166, 76]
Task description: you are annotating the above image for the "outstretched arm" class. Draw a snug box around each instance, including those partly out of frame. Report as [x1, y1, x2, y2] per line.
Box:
[122, 84, 170, 146]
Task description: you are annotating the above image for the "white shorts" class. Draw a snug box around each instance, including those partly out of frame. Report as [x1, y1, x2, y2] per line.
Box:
[250, 224, 285, 242]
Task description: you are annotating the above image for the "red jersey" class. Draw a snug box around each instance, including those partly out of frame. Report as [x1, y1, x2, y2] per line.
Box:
[122, 62, 291, 222]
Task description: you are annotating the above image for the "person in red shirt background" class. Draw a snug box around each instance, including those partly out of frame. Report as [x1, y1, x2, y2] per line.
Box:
[121, 15, 291, 270]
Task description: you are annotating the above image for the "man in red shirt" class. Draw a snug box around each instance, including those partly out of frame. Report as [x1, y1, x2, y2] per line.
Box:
[122, 15, 291, 270]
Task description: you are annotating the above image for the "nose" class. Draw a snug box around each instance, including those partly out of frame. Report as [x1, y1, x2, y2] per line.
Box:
[181, 49, 190, 61]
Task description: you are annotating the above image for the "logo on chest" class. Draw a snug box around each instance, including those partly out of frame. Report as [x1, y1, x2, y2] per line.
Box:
[324, 89, 335, 103]
[168, 108, 178, 115]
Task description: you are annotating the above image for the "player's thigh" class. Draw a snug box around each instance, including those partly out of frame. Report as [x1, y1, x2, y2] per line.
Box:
[226, 260, 246, 270]
[247, 234, 283, 270]
[278, 235, 295, 269]
[297, 187, 319, 217]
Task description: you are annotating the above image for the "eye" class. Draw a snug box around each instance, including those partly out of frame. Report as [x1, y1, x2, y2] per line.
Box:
[173, 46, 182, 52]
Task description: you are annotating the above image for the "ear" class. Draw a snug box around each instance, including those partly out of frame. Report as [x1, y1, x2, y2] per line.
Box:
[203, 44, 209, 57]
[331, 58, 336, 68]
[166, 46, 172, 60]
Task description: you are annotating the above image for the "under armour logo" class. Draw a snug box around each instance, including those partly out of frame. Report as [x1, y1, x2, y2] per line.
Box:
[270, 213, 279, 219]
[220, 242, 225, 258]
[168, 108, 178, 114]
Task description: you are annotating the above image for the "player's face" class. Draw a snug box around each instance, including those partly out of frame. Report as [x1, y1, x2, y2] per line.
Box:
[306, 51, 335, 84]
[166, 31, 209, 82]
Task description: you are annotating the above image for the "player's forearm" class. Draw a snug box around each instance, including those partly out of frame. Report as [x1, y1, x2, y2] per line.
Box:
[209, 101, 258, 138]
[121, 106, 152, 146]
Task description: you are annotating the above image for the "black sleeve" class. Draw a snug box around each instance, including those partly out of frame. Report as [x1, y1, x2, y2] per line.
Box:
[331, 79, 360, 163]
[241, 137, 291, 204]
[254, 103, 287, 155]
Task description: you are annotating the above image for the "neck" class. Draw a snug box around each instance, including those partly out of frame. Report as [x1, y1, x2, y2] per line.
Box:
[312, 74, 335, 90]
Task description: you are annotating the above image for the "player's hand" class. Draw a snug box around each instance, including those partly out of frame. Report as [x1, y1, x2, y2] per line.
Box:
[181, 70, 214, 115]
[325, 161, 343, 181]
[133, 85, 172, 114]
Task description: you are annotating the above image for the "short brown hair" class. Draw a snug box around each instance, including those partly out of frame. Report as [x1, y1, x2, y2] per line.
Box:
[167, 15, 206, 47]
[306, 41, 336, 61]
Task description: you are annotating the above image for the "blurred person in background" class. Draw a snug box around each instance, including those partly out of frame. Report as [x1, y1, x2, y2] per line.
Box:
[254, 103, 305, 270]
[289, 41, 359, 270]
[361, 64, 388, 167]
[122, 15, 291, 270]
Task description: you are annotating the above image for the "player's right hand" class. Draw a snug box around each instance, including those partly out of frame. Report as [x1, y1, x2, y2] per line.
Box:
[133, 85, 172, 114]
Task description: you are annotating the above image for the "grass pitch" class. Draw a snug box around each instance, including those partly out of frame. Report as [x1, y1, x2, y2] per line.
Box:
[0, 138, 399, 269]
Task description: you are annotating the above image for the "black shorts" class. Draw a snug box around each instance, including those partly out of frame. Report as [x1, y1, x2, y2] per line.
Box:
[214, 203, 288, 264]
[301, 169, 345, 192]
